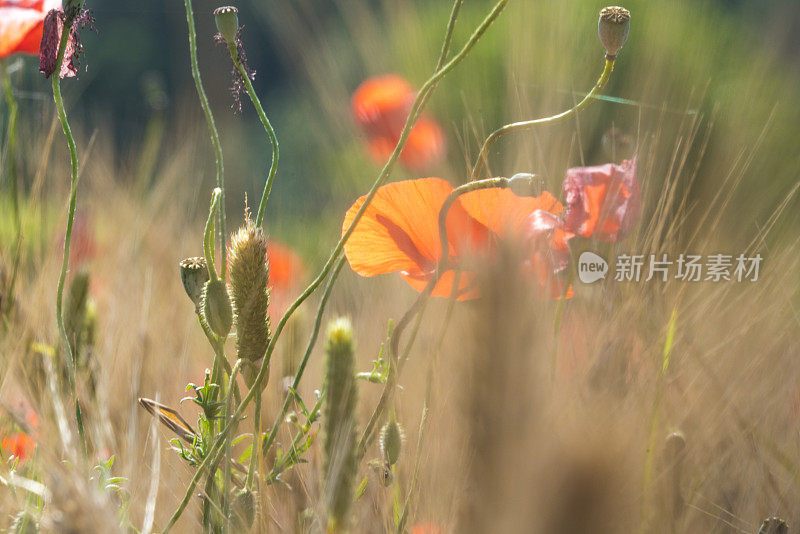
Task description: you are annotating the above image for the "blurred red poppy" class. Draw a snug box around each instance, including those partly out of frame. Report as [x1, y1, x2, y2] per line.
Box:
[411, 524, 442, 534]
[343, 178, 570, 300]
[562, 158, 640, 242]
[267, 241, 306, 316]
[2, 432, 35, 462]
[352, 74, 445, 172]
[0, 0, 60, 58]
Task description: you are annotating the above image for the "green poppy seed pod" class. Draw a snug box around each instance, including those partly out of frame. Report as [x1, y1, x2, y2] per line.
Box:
[322, 317, 358, 532]
[232, 488, 256, 529]
[229, 219, 271, 365]
[201, 279, 232, 338]
[507, 173, 538, 198]
[379, 420, 403, 466]
[214, 6, 239, 45]
[598, 6, 630, 59]
[180, 257, 209, 310]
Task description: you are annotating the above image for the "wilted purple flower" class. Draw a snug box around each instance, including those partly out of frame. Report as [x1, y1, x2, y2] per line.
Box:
[562, 158, 641, 242]
[39, 4, 94, 79]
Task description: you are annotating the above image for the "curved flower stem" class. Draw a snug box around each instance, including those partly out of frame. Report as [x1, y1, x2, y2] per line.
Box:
[51, 11, 87, 460]
[470, 57, 615, 180]
[226, 44, 278, 229]
[162, 4, 508, 529]
[183, 0, 227, 278]
[1, 60, 21, 326]
[258, 256, 345, 461]
[358, 177, 509, 457]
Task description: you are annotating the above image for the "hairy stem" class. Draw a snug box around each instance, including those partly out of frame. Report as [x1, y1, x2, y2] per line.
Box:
[52, 10, 87, 460]
[227, 44, 278, 229]
[183, 0, 227, 278]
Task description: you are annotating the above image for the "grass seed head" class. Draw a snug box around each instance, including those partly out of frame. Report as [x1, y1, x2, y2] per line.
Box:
[229, 214, 271, 365]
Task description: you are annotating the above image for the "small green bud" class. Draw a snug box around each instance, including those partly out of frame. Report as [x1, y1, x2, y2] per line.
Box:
[598, 6, 630, 59]
[214, 6, 239, 45]
[232, 488, 256, 529]
[379, 420, 403, 466]
[201, 280, 232, 338]
[180, 257, 209, 310]
[507, 173, 538, 197]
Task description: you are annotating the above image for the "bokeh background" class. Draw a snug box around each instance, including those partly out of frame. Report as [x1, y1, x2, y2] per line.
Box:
[2, 0, 800, 531]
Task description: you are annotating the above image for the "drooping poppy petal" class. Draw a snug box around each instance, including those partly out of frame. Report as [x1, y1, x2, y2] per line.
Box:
[562, 158, 640, 242]
[39, 8, 81, 79]
[0, 0, 59, 57]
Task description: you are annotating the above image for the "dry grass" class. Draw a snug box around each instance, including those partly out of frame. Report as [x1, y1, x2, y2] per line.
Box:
[1, 0, 799, 533]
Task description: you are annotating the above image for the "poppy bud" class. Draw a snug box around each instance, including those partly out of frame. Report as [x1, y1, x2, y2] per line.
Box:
[379, 419, 403, 466]
[323, 317, 358, 531]
[201, 279, 232, 338]
[213, 6, 239, 45]
[232, 488, 255, 529]
[507, 173, 538, 198]
[180, 257, 209, 310]
[598, 6, 630, 59]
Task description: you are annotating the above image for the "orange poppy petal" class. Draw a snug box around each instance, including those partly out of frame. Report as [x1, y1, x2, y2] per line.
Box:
[459, 188, 563, 239]
[352, 74, 414, 138]
[399, 118, 446, 171]
[0, 6, 45, 57]
[401, 269, 479, 301]
[343, 178, 455, 278]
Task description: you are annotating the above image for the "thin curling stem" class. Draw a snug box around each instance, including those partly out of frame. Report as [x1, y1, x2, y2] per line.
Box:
[163, 4, 508, 528]
[183, 0, 227, 278]
[227, 44, 278, 229]
[52, 10, 87, 460]
[471, 57, 615, 179]
[358, 177, 509, 457]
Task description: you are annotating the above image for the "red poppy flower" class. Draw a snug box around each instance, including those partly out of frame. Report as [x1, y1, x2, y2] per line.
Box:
[562, 158, 640, 242]
[0, 0, 59, 58]
[343, 178, 569, 300]
[267, 241, 305, 315]
[352, 75, 445, 172]
[2, 432, 35, 462]
[411, 524, 442, 534]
